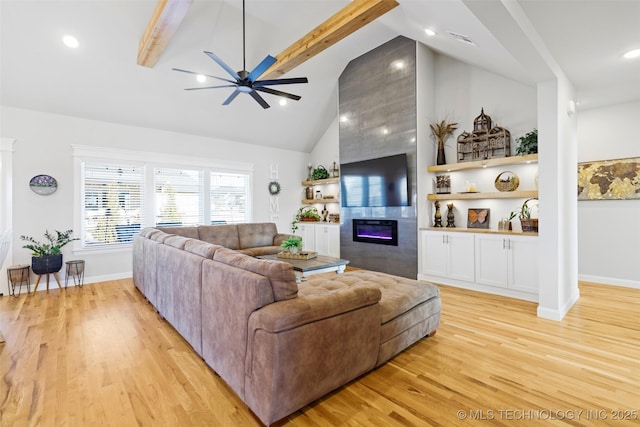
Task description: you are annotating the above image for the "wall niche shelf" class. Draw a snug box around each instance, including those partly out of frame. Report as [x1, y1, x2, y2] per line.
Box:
[427, 190, 538, 201]
[427, 153, 538, 173]
[301, 176, 340, 204]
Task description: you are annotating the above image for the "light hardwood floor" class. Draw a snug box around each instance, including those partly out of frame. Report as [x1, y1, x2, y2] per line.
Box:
[1, 279, 638, 426]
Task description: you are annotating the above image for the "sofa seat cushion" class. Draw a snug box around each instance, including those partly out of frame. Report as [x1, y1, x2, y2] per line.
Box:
[237, 246, 281, 257]
[303, 270, 439, 324]
[213, 248, 298, 301]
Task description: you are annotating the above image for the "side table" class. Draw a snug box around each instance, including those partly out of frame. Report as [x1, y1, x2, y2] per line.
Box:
[7, 264, 30, 296]
[65, 260, 85, 288]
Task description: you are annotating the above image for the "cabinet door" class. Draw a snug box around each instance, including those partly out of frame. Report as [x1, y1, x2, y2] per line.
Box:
[298, 224, 316, 251]
[475, 234, 509, 288]
[421, 230, 447, 278]
[446, 233, 475, 282]
[315, 224, 340, 257]
[508, 236, 539, 293]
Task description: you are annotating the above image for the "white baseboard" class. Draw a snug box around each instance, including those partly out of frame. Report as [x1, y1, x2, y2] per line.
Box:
[578, 274, 640, 289]
[536, 288, 581, 321]
[26, 271, 132, 293]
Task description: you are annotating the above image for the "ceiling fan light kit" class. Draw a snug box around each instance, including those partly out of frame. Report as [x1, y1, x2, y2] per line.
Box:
[173, 0, 308, 109]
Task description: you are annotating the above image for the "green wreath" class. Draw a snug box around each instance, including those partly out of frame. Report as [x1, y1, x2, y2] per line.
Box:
[268, 181, 281, 195]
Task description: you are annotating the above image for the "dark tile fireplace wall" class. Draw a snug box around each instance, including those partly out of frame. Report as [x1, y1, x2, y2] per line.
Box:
[338, 36, 418, 279]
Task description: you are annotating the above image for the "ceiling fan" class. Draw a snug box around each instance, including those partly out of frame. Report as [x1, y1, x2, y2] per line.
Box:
[172, 0, 308, 109]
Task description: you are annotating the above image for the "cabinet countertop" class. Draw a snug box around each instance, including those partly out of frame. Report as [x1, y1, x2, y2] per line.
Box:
[420, 227, 538, 236]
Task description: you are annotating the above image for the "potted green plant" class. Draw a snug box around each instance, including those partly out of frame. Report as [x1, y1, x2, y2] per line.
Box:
[510, 198, 538, 232]
[280, 236, 303, 254]
[515, 129, 538, 155]
[20, 229, 78, 275]
[290, 206, 322, 234]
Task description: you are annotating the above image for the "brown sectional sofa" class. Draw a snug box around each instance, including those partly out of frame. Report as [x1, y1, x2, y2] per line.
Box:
[132, 223, 441, 425]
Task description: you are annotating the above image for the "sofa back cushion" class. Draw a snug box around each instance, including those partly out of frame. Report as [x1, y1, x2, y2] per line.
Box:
[164, 235, 190, 250]
[197, 225, 240, 249]
[237, 223, 277, 249]
[157, 226, 199, 239]
[213, 248, 298, 301]
[184, 239, 222, 258]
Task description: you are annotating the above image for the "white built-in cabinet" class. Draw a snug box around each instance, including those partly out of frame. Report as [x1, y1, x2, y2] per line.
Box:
[474, 234, 539, 294]
[421, 230, 475, 282]
[419, 229, 538, 301]
[298, 222, 340, 258]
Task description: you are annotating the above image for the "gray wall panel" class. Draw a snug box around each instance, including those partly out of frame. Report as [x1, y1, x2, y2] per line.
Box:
[338, 36, 419, 278]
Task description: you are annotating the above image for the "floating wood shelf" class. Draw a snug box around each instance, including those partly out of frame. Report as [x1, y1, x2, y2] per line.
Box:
[427, 190, 538, 201]
[427, 154, 538, 173]
[301, 198, 339, 204]
[301, 177, 340, 185]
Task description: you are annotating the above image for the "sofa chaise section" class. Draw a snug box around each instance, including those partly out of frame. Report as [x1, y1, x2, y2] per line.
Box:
[201, 248, 383, 425]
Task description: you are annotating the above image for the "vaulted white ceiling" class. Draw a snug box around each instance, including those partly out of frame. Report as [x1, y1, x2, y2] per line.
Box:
[1, 1, 639, 152]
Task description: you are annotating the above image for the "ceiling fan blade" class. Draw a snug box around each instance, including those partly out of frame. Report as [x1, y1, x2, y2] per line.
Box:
[254, 86, 301, 101]
[184, 85, 237, 91]
[249, 90, 270, 109]
[247, 55, 277, 82]
[254, 77, 308, 87]
[222, 89, 242, 105]
[204, 51, 241, 81]
[172, 68, 236, 84]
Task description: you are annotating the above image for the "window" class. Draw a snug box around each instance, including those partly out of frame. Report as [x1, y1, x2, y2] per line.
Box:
[81, 162, 144, 248]
[155, 167, 203, 227]
[210, 172, 250, 224]
[74, 146, 253, 251]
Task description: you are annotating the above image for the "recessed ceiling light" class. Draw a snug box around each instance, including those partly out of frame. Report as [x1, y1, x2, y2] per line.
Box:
[623, 48, 640, 59]
[424, 28, 436, 37]
[62, 34, 79, 49]
[279, 99, 287, 106]
[196, 74, 206, 83]
[340, 115, 349, 123]
[392, 60, 405, 70]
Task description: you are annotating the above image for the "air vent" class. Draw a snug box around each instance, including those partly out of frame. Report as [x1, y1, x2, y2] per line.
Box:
[447, 31, 477, 46]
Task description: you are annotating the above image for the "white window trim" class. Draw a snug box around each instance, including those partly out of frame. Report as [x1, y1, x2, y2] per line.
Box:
[72, 145, 254, 255]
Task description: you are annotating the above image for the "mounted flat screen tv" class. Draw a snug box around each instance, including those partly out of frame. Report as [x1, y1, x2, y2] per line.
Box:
[340, 154, 410, 207]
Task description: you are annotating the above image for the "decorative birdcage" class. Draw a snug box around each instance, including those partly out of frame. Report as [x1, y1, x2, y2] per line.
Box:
[457, 108, 511, 162]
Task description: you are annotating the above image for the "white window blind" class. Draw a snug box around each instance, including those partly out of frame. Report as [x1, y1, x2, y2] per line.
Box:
[210, 172, 250, 224]
[81, 162, 144, 248]
[155, 167, 203, 227]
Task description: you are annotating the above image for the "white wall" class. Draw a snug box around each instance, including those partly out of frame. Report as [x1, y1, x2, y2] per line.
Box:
[1, 106, 308, 286]
[577, 100, 640, 288]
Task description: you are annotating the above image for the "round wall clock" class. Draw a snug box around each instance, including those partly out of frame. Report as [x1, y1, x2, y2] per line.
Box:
[268, 181, 281, 195]
[29, 174, 58, 195]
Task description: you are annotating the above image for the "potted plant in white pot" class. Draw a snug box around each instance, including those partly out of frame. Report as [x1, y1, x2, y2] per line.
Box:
[280, 236, 303, 254]
[20, 229, 78, 275]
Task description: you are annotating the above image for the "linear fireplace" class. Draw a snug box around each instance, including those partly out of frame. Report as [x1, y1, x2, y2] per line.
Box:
[352, 219, 398, 246]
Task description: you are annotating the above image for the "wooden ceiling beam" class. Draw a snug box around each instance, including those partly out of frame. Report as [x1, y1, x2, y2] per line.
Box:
[137, 0, 193, 68]
[261, 0, 399, 79]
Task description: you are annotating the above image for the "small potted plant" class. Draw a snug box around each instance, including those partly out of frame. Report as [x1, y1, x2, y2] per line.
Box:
[510, 198, 538, 232]
[20, 229, 78, 275]
[515, 129, 538, 155]
[280, 236, 303, 254]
